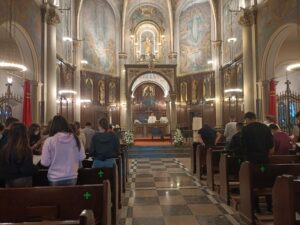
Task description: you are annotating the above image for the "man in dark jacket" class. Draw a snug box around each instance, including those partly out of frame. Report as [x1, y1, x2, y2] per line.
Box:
[241, 112, 273, 164]
[90, 118, 120, 168]
[228, 122, 244, 157]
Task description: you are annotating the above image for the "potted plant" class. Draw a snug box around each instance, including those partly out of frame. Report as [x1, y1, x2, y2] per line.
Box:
[123, 130, 134, 146]
[173, 128, 183, 146]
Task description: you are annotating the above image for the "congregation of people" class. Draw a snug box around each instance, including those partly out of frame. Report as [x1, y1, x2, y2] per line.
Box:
[197, 111, 300, 164]
[0, 116, 120, 188]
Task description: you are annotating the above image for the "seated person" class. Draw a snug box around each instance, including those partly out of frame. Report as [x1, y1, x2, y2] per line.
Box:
[148, 112, 157, 124]
[198, 124, 217, 147]
[160, 114, 168, 123]
[228, 122, 244, 157]
[269, 124, 292, 155]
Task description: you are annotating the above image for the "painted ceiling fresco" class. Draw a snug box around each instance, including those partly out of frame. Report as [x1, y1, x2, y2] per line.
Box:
[179, 2, 211, 74]
[80, 0, 117, 75]
[222, 0, 242, 64]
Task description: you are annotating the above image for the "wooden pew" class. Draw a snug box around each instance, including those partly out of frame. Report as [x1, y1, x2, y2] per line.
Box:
[82, 157, 122, 209]
[273, 175, 300, 225]
[269, 155, 300, 164]
[77, 166, 118, 225]
[239, 162, 300, 225]
[0, 210, 95, 225]
[191, 143, 200, 174]
[206, 147, 226, 191]
[195, 144, 207, 179]
[219, 154, 241, 206]
[0, 183, 111, 225]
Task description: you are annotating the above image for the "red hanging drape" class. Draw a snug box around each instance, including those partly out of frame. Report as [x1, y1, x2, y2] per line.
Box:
[22, 79, 32, 126]
[268, 79, 276, 119]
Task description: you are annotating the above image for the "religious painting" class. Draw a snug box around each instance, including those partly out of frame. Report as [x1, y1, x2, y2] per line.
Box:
[179, 2, 211, 74]
[109, 81, 116, 103]
[191, 80, 198, 104]
[142, 84, 155, 107]
[222, 0, 242, 64]
[98, 80, 105, 105]
[85, 78, 93, 101]
[224, 68, 232, 90]
[180, 82, 188, 102]
[80, 0, 116, 74]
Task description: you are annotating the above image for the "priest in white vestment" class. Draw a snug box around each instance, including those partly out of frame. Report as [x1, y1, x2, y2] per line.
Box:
[148, 113, 157, 124]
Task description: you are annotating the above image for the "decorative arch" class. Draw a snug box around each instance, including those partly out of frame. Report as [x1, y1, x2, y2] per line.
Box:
[0, 21, 39, 82]
[131, 73, 171, 97]
[260, 23, 298, 81]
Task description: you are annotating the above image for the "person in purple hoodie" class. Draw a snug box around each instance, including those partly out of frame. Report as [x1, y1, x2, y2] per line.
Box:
[41, 115, 85, 186]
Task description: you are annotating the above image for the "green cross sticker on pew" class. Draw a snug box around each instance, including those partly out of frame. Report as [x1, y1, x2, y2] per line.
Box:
[98, 170, 104, 178]
[260, 165, 266, 173]
[83, 192, 91, 200]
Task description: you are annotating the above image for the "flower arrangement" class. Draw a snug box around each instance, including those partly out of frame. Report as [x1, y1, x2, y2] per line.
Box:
[123, 130, 134, 146]
[173, 128, 183, 146]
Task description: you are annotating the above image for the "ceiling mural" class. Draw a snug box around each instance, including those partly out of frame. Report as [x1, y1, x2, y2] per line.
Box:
[80, 0, 117, 75]
[179, 2, 212, 74]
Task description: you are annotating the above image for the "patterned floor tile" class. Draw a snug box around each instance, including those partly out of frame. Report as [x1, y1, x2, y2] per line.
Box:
[161, 205, 193, 216]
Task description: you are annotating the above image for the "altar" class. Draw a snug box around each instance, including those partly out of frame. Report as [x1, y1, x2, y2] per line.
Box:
[134, 122, 170, 137]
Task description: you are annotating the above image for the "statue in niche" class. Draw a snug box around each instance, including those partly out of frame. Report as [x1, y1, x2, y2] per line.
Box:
[85, 78, 93, 101]
[224, 69, 231, 89]
[109, 81, 116, 103]
[192, 80, 198, 104]
[180, 82, 187, 102]
[98, 80, 105, 105]
[144, 37, 152, 55]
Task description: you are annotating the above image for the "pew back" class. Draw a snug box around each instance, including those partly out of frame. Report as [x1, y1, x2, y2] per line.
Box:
[0, 183, 111, 225]
[239, 162, 300, 224]
[273, 175, 300, 225]
[77, 167, 118, 225]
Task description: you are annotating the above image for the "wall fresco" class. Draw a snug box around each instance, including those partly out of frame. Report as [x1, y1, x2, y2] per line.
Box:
[80, 0, 117, 75]
[179, 2, 211, 74]
[222, 0, 242, 64]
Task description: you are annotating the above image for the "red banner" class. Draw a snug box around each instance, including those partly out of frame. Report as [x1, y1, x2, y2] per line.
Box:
[22, 79, 32, 126]
[269, 79, 276, 119]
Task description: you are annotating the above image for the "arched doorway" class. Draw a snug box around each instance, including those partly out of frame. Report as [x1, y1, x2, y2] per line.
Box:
[261, 23, 300, 132]
[129, 72, 174, 137]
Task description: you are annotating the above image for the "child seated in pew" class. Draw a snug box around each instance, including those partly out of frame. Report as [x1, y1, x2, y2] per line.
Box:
[89, 118, 120, 168]
[0, 123, 36, 187]
[41, 115, 86, 186]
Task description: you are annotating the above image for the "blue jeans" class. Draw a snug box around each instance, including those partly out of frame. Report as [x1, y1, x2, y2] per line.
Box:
[92, 158, 116, 168]
[49, 178, 77, 186]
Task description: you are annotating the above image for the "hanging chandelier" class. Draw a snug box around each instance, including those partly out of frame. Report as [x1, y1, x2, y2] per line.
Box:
[0, 0, 27, 73]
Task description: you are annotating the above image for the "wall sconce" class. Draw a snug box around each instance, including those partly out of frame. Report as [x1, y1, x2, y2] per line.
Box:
[286, 63, 300, 71]
[224, 88, 243, 93]
[7, 77, 13, 84]
[63, 36, 73, 42]
[227, 37, 237, 43]
[81, 60, 88, 65]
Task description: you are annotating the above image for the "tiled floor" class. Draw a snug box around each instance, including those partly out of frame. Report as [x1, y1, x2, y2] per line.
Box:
[119, 158, 241, 225]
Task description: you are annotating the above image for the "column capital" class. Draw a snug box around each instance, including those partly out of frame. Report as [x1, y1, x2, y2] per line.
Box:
[211, 40, 222, 47]
[168, 52, 177, 60]
[119, 52, 128, 59]
[169, 92, 177, 102]
[42, 3, 61, 25]
[73, 40, 81, 49]
[238, 7, 256, 27]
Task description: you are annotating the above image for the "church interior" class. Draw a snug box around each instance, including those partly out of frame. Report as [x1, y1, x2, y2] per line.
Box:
[0, 0, 300, 224]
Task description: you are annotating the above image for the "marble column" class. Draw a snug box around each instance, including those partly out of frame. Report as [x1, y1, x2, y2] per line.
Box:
[212, 41, 223, 127]
[44, 4, 60, 123]
[169, 92, 177, 131]
[73, 40, 81, 122]
[165, 96, 171, 134]
[119, 52, 128, 129]
[239, 8, 256, 113]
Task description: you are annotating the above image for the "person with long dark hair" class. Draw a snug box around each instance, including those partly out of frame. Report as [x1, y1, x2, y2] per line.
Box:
[90, 118, 120, 168]
[28, 123, 43, 155]
[41, 115, 85, 186]
[0, 123, 36, 187]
